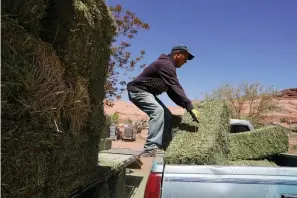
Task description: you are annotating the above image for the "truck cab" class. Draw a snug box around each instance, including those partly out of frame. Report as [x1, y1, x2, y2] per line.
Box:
[229, 119, 254, 133]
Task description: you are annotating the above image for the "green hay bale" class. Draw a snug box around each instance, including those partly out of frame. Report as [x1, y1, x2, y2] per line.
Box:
[226, 160, 277, 167]
[165, 100, 230, 165]
[164, 132, 208, 164]
[1, 0, 48, 34]
[229, 125, 289, 161]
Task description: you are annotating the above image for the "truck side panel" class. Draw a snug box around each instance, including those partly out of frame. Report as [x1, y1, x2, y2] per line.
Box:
[162, 165, 297, 198]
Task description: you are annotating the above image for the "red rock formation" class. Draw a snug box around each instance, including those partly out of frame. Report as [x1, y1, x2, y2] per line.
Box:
[277, 88, 297, 98]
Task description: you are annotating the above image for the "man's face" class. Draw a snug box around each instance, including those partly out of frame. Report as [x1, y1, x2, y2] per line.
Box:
[176, 52, 189, 68]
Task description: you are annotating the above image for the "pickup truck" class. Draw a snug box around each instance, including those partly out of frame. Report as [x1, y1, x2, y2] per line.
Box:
[144, 119, 297, 198]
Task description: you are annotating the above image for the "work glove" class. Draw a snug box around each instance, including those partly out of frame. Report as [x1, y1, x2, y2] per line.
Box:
[189, 109, 200, 123]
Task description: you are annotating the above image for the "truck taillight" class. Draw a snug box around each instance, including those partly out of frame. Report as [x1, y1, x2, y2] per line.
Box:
[144, 172, 162, 198]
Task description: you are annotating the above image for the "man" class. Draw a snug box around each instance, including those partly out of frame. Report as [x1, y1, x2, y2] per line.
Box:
[127, 45, 200, 157]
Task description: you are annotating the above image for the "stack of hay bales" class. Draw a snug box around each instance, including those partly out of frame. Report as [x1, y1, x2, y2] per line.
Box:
[165, 100, 289, 166]
[99, 114, 113, 151]
[1, 0, 116, 197]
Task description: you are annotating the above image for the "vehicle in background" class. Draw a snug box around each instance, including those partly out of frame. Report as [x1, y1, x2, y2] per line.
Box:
[121, 124, 136, 141]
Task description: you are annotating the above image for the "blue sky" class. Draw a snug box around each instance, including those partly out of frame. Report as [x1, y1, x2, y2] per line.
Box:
[108, 0, 297, 106]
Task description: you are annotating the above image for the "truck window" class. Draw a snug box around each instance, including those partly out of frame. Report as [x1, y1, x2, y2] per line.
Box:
[230, 124, 250, 133]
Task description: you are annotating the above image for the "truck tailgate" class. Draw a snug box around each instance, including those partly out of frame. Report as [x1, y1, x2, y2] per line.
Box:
[162, 165, 297, 198]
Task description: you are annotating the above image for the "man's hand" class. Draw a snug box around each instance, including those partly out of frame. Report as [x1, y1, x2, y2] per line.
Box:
[190, 109, 200, 122]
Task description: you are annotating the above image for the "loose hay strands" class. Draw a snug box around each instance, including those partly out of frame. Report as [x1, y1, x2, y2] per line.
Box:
[64, 76, 91, 134]
[165, 100, 230, 165]
[229, 125, 289, 160]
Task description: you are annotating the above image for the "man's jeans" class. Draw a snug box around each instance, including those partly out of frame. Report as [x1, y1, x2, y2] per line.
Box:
[128, 91, 172, 151]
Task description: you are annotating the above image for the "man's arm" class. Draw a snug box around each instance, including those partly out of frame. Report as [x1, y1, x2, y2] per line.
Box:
[158, 63, 194, 111]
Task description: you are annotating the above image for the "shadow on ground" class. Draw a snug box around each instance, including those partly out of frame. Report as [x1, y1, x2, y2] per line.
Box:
[125, 174, 144, 197]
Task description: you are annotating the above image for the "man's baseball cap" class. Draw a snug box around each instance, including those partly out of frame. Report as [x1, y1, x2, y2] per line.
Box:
[171, 45, 195, 60]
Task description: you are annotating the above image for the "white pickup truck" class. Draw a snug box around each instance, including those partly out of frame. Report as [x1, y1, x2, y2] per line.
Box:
[144, 119, 297, 198]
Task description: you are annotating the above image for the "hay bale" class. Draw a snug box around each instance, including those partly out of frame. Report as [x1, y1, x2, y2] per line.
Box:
[226, 160, 277, 167]
[105, 138, 112, 150]
[1, 17, 96, 197]
[165, 100, 230, 165]
[172, 103, 201, 133]
[1, 124, 48, 197]
[63, 76, 91, 134]
[44, 133, 99, 197]
[100, 182, 111, 198]
[39, 0, 117, 140]
[99, 138, 112, 151]
[1, 16, 66, 197]
[39, 0, 116, 78]
[1, 0, 47, 34]
[229, 125, 289, 161]
[164, 132, 206, 164]
[108, 169, 126, 198]
[92, 182, 110, 198]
